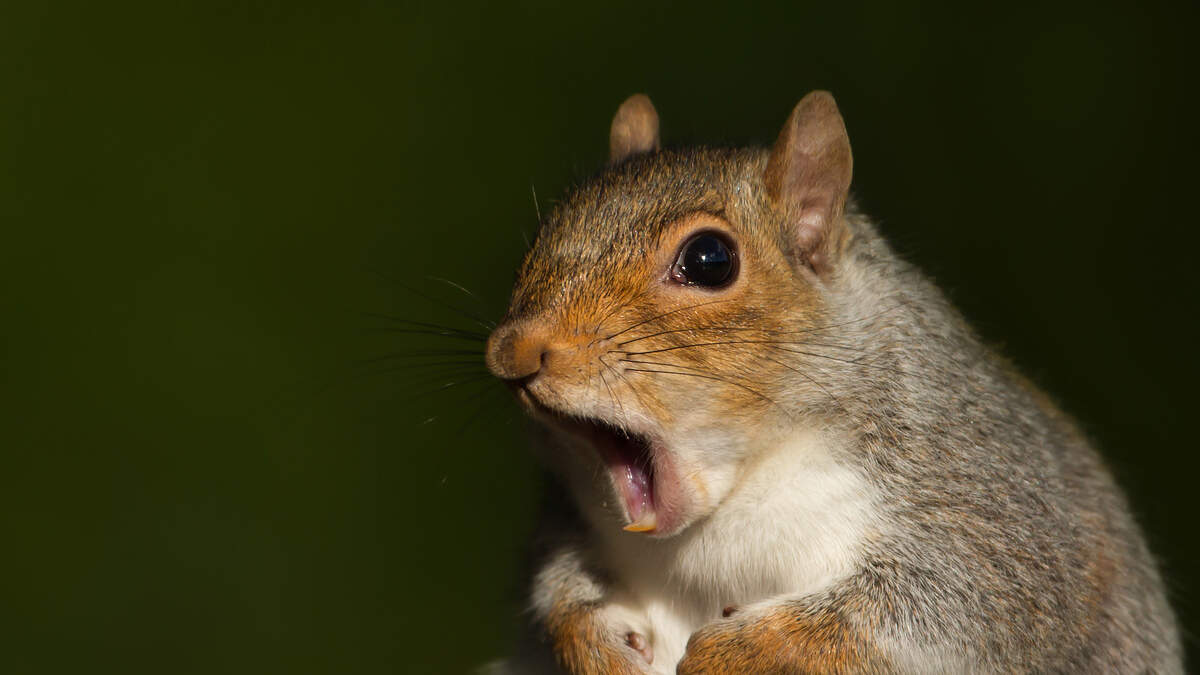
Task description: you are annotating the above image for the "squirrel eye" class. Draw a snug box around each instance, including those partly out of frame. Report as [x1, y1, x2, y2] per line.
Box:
[671, 232, 737, 287]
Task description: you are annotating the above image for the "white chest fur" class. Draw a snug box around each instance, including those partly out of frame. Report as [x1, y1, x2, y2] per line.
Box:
[596, 429, 879, 673]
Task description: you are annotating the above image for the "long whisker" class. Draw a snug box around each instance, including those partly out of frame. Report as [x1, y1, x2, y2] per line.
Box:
[451, 382, 510, 436]
[395, 372, 496, 396]
[616, 352, 848, 415]
[617, 324, 866, 350]
[617, 339, 907, 377]
[618, 357, 793, 407]
[617, 339, 859, 358]
[766, 345, 906, 376]
[603, 354, 656, 416]
[799, 302, 912, 335]
[618, 358, 708, 371]
[360, 313, 490, 339]
[367, 268, 498, 333]
[364, 327, 488, 343]
[760, 352, 849, 416]
[371, 366, 492, 389]
[615, 303, 911, 347]
[426, 276, 495, 328]
[597, 364, 628, 432]
[603, 299, 731, 341]
[365, 374, 499, 421]
[623, 367, 792, 418]
[530, 183, 542, 223]
[616, 339, 765, 356]
[370, 358, 485, 372]
[353, 349, 485, 364]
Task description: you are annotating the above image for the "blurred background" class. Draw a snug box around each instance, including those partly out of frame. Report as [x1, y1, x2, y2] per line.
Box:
[2, 1, 1198, 671]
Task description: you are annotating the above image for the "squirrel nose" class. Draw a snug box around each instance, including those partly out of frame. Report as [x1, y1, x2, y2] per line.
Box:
[486, 321, 549, 383]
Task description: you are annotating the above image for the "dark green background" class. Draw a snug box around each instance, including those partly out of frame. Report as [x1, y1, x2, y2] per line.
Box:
[3, 1, 1197, 672]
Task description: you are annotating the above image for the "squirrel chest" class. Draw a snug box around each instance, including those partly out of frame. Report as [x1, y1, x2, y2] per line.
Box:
[594, 428, 877, 673]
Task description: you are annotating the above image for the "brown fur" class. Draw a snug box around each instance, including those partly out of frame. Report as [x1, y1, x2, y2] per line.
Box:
[483, 92, 1182, 674]
[545, 602, 645, 675]
[678, 604, 891, 674]
[609, 94, 661, 164]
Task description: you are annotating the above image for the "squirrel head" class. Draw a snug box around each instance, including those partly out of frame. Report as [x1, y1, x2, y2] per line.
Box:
[487, 92, 855, 537]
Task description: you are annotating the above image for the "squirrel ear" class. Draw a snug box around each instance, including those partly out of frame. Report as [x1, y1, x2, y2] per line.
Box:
[609, 94, 660, 164]
[764, 91, 853, 274]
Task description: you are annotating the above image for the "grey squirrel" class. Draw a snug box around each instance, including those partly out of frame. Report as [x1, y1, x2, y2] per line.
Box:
[481, 92, 1181, 673]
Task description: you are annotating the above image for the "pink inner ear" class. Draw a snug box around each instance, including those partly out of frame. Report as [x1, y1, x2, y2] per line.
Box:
[764, 92, 853, 271]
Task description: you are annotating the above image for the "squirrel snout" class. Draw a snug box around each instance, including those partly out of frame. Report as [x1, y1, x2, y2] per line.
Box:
[486, 322, 549, 383]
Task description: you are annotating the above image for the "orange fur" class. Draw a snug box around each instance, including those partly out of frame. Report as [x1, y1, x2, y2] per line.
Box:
[677, 607, 891, 675]
[545, 601, 646, 675]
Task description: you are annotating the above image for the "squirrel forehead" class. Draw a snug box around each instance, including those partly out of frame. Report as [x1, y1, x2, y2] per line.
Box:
[509, 148, 765, 318]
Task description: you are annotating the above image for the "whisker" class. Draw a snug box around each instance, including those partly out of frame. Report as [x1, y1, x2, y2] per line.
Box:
[597, 365, 628, 431]
[614, 302, 910, 347]
[618, 358, 707, 371]
[352, 349, 485, 364]
[602, 354, 656, 416]
[370, 358, 486, 372]
[367, 268, 498, 333]
[530, 183, 542, 224]
[616, 339, 908, 377]
[760, 352, 849, 416]
[616, 338, 864, 358]
[616, 353, 849, 415]
[766, 345, 906, 376]
[802, 302, 912, 335]
[364, 326, 489, 343]
[617, 325, 866, 350]
[396, 372, 497, 396]
[363, 374, 499, 422]
[603, 299, 731, 341]
[360, 313, 490, 339]
[451, 382, 510, 436]
[426, 276, 494, 326]
[623, 367, 791, 418]
[616, 339, 760, 356]
[370, 367, 492, 391]
[618, 357, 801, 413]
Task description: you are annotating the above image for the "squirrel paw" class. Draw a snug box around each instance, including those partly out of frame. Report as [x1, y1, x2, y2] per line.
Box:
[678, 602, 886, 674]
[625, 630, 654, 664]
[677, 608, 786, 675]
[547, 604, 654, 675]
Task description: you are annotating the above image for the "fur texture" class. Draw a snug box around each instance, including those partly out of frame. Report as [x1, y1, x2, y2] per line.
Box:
[482, 94, 1181, 673]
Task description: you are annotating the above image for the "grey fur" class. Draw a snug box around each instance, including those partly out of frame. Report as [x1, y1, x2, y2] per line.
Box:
[490, 144, 1182, 673]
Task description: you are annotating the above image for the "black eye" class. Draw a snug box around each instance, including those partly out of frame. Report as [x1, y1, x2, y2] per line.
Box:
[671, 232, 737, 287]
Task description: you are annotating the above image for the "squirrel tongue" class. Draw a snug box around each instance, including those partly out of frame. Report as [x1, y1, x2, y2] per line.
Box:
[615, 459, 656, 532]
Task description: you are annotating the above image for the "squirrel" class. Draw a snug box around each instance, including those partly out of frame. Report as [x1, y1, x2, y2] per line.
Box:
[480, 92, 1181, 673]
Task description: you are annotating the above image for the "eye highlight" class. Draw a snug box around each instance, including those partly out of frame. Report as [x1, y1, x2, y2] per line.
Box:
[670, 232, 737, 287]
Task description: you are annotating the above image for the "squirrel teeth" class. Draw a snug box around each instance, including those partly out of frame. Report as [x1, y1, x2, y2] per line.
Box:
[623, 516, 657, 533]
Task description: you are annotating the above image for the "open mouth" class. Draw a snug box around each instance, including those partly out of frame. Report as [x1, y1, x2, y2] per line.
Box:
[574, 418, 658, 533]
[513, 385, 669, 533]
[522, 397, 660, 532]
